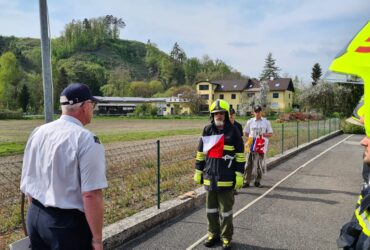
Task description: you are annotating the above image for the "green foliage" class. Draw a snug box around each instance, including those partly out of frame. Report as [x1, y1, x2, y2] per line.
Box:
[52, 15, 125, 59]
[340, 119, 365, 134]
[311, 63, 322, 86]
[57, 58, 107, 95]
[26, 72, 43, 113]
[101, 66, 131, 97]
[299, 82, 362, 117]
[134, 103, 158, 116]
[54, 67, 69, 110]
[0, 16, 246, 114]
[19, 84, 30, 112]
[0, 109, 23, 119]
[0, 51, 23, 109]
[259, 52, 280, 80]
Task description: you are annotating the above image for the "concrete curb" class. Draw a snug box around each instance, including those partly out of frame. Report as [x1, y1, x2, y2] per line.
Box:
[103, 130, 342, 249]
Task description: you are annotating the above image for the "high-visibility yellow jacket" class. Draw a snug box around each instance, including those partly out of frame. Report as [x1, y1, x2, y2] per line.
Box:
[338, 187, 370, 248]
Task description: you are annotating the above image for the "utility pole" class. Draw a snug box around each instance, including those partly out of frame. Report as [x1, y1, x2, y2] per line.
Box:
[39, 0, 53, 123]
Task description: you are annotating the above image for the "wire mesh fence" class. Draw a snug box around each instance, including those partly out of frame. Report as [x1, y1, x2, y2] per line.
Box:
[0, 118, 340, 247]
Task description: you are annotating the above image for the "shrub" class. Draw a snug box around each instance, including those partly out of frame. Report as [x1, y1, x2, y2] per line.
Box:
[340, 119, 365, 134]
[0, 109, 23, 119]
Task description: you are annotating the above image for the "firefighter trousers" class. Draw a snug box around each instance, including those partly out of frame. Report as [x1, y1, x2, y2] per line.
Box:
[206, 189, 234, 241]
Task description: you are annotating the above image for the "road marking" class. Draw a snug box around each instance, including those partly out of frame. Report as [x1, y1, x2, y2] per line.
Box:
[186, 134, 353, 250]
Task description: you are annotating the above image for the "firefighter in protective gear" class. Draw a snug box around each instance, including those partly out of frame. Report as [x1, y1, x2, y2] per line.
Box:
[332, 20, 370, 249]
[194, 99, 245, 250]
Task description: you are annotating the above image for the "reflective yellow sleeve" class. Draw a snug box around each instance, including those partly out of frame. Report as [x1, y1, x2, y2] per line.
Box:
[196, 151, 205, 161]
[235, 152, 246, 163]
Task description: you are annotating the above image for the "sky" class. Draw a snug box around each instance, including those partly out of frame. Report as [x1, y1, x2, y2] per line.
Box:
[0, 0, 369, 84]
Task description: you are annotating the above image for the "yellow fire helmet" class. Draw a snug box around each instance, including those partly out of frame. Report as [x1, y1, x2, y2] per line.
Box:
[210, 99, 230, 116]
[329, 20, 370, 136]
[346, 95, 364, 126]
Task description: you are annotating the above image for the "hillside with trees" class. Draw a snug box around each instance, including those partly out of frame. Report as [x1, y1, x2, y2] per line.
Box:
[0, 15, 246, 114]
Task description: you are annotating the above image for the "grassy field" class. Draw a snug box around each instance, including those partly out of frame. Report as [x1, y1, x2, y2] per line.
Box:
[0, 117, 340, 247]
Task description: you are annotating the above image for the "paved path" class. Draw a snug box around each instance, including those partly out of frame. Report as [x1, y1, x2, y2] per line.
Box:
[119, 134, 364, 250]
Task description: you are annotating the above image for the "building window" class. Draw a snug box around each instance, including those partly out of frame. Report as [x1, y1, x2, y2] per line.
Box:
[200, 94, 209, 100]
[247, 93, 254, 97]
[289, 93, 291, 98]
[220, 94, 224, 99]
[231, 94, 236, 99]
[200, 105, 209, 112]
[273, 93, 279, 98]
[199, 85, 209, 90]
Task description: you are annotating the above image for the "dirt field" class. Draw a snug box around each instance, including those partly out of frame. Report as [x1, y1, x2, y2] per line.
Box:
[0, 118, 209, 144]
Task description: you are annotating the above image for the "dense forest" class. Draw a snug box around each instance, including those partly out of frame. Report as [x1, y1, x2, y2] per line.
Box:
[0, 15, 246, 113]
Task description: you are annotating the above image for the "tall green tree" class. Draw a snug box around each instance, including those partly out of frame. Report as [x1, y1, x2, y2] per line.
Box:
[184, 57, 201, 84]
[311, 63, 322, 86]
[260, 52, 280, 80]
[170, 42, 187, 63]
[101, 67, 131, 96]
[0, 51, 22, 109]
[19, 84, 30, 112]
[54, 67, 69, 110]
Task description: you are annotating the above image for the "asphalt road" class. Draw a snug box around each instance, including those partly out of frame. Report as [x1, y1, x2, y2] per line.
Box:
[119, 134, 364, 250]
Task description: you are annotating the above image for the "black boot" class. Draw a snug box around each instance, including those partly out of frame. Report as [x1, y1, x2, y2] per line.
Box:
[204, 236, 220, 247]
[222, 239, 232, 250]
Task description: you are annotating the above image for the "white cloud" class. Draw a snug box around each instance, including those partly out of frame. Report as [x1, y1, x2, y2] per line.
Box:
[0, 0, 369, 82]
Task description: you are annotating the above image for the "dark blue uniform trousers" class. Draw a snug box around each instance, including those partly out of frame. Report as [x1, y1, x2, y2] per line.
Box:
[27, 199, 92, 250]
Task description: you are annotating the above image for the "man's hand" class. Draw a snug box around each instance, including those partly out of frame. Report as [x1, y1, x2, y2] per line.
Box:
[193, 170, 203, 184]
[235, 172, 243, 190]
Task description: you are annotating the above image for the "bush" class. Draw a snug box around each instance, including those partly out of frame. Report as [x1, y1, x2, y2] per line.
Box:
[340, 119, 365, 134]
[0, 109, 23, 119]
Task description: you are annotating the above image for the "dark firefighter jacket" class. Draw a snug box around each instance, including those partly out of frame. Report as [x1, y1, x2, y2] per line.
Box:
[337, 186, 370, 249]
[195, 121, 246, 191]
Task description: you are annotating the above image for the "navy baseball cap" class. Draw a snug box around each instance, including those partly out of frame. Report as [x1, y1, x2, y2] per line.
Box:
[254, 105, 262, 112]
[60, 83, 98, 105]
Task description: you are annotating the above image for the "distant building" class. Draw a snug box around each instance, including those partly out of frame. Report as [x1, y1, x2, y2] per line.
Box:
[195, 78, 295, 114]
[94, 95, 190, 116]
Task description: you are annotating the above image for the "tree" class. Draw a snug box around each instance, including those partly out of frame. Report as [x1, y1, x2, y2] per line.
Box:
[292, 75, 302, 109]
[170, 42, 187, 63]
[19, 84, 30, 112]
[128, 81, 153, 97]
[298, 82, 361, 116]
[0, 51, 22, 109]
[54, 67, 69, 110]
[260, 52, 280, 80]
[26, 72, 43, 113]
[100, 67, 131, 96]
[171, 85, 204, 114]
[184, 57, 201, 84]
[258, 80, 270, 109]
[311, 63, 322, 86]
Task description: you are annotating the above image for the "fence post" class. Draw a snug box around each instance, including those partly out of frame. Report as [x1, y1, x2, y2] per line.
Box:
[296, 121, 299, 147]
[324, 119, 326, 135]
[308, 120, 310, 142]
[156, 140, 161, 209]
[282, 123, 284, 154]
[317, 120, 319, 138]
[329, 118, 331, 133]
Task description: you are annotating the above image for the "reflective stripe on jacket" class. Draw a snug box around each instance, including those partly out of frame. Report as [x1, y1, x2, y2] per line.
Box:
[195, 121, 245, 191]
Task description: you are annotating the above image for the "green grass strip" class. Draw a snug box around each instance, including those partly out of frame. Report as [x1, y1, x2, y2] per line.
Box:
[0, 129, 202, 157]
[99, 128, 201, 143]
[0, 142, 25, 156]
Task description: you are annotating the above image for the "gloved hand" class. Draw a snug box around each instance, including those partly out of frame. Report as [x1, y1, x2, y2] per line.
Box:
[235, 172, 243, 190]
[193, 170, 203, 184]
